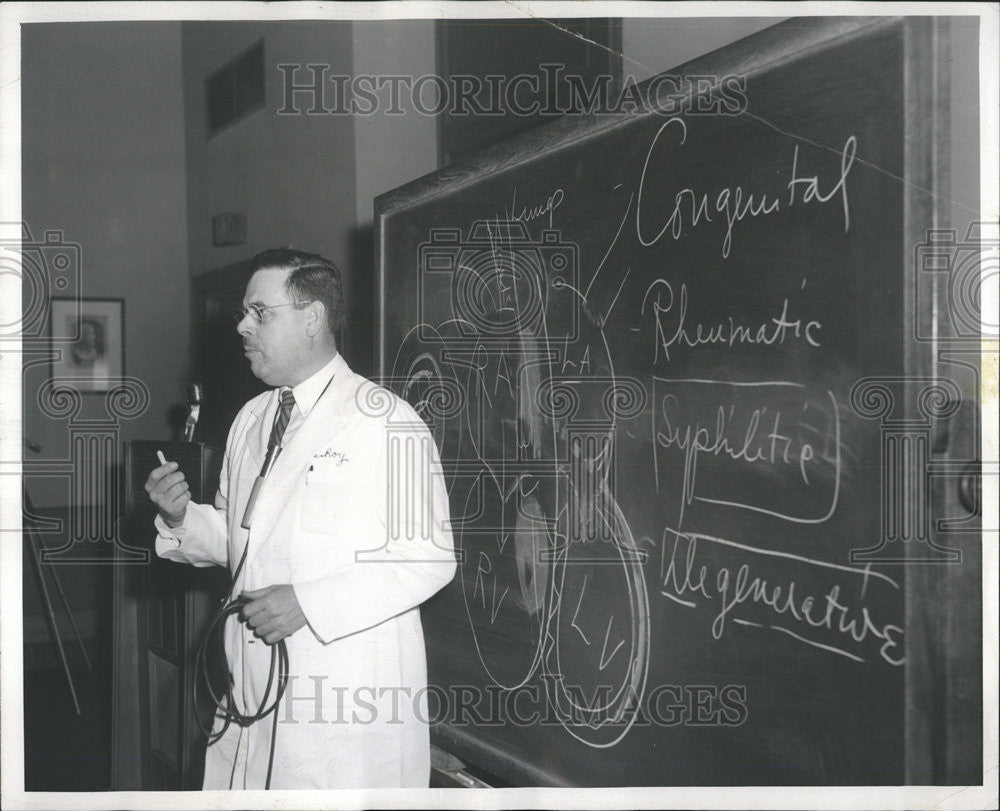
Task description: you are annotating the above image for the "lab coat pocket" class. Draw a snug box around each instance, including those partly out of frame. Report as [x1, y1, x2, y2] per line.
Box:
[301, 465, 345, 534]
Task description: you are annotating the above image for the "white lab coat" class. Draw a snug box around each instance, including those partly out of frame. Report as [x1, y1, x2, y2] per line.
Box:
[156, 353, 456, 789]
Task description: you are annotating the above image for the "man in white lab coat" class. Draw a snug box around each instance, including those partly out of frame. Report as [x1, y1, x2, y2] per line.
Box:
[145, 249, 456, 789]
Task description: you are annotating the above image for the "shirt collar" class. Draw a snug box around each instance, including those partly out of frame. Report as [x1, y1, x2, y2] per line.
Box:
[284, 353, 339, 418]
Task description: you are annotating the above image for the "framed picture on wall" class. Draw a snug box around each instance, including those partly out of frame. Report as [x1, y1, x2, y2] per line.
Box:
[49, 298, 124, 392]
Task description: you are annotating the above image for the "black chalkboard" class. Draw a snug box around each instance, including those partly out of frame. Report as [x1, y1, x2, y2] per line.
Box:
[376, 17, 981, 786]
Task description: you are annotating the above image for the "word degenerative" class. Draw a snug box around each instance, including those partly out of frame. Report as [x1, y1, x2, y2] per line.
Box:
[659, 529, 904, 666]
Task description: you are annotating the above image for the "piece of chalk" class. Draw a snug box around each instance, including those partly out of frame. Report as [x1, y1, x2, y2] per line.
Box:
[157, 450, 167, 466]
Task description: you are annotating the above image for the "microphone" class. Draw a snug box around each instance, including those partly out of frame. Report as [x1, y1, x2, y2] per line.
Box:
[183, 383, 203, 442]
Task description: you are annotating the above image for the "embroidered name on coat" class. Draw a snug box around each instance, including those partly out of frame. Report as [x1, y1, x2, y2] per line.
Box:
[314, 448, 349, 466]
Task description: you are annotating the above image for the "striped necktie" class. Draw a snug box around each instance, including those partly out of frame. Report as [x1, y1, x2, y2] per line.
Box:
[269, 389, 296, 452]
[259, 390, 296, 478]
[240, 389, 295, 530]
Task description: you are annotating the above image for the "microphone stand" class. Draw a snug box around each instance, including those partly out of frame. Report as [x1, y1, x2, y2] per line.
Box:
[183, 384, 202, 443]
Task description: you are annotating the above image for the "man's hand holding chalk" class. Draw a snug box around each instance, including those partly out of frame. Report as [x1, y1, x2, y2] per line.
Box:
[145, 449, 190, 528]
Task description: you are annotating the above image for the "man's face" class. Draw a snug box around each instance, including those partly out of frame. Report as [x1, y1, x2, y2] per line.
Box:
[237, 268, 311, 387]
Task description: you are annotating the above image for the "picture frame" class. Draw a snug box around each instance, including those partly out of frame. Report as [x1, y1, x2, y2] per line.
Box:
[49, 298, 124, 392]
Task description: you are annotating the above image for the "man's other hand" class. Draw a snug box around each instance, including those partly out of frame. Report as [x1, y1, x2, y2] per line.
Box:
[241, 584, 307, 644]
[145, 461, 189, 528]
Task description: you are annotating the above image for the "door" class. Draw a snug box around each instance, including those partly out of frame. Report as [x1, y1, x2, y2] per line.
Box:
[192, 261, 268, 451]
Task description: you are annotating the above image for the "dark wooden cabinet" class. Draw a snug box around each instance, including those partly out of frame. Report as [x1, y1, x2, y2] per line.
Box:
[112, 441, 227, 789]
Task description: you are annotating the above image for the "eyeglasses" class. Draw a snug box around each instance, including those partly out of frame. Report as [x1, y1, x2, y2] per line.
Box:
[234, 301, 311, 325]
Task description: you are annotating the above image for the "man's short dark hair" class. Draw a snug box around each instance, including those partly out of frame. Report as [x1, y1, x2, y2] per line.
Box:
[248, 248, 344, 335]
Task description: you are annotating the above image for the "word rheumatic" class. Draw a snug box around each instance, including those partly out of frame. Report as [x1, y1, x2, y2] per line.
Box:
[642, 281, 821, 364]
[637, 117, 857, 257]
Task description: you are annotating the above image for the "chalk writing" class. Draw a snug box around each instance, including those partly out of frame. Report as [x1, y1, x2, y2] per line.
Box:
[635, 117, 856, 257]
[652, 379, 840, 526]
[642, 281, 822, 363]
[660, 528, 904, 666]
[505, 185, 565, 229]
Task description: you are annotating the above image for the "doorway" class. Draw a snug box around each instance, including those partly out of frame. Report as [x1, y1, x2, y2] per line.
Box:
[192, 260, 267, 452]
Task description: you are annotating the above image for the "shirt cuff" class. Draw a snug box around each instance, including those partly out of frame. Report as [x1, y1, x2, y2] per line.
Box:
[154, 511, 188, 552]
[292, 580, 329, 643]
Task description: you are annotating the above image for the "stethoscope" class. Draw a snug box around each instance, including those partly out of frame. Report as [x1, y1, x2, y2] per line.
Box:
[195, 371, 336, 789]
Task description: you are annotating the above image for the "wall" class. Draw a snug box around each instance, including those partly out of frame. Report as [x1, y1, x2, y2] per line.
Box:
[181, 21, 439, 375]
[181, 21, 363, 369]
[348, 20, 440, 374]
[20, 23, 189, 650]
[21, 22, 190, 509]
[181, 23, 356, 277]
[352, 20, 440, 229]
[622, 16, 781, 80]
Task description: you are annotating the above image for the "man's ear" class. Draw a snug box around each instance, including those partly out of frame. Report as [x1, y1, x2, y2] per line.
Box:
[304, 301, 327, 338]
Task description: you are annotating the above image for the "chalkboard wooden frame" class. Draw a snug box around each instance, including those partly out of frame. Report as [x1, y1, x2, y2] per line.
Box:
[900, 17, 982, 785]
[376, 16, 980, 787]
